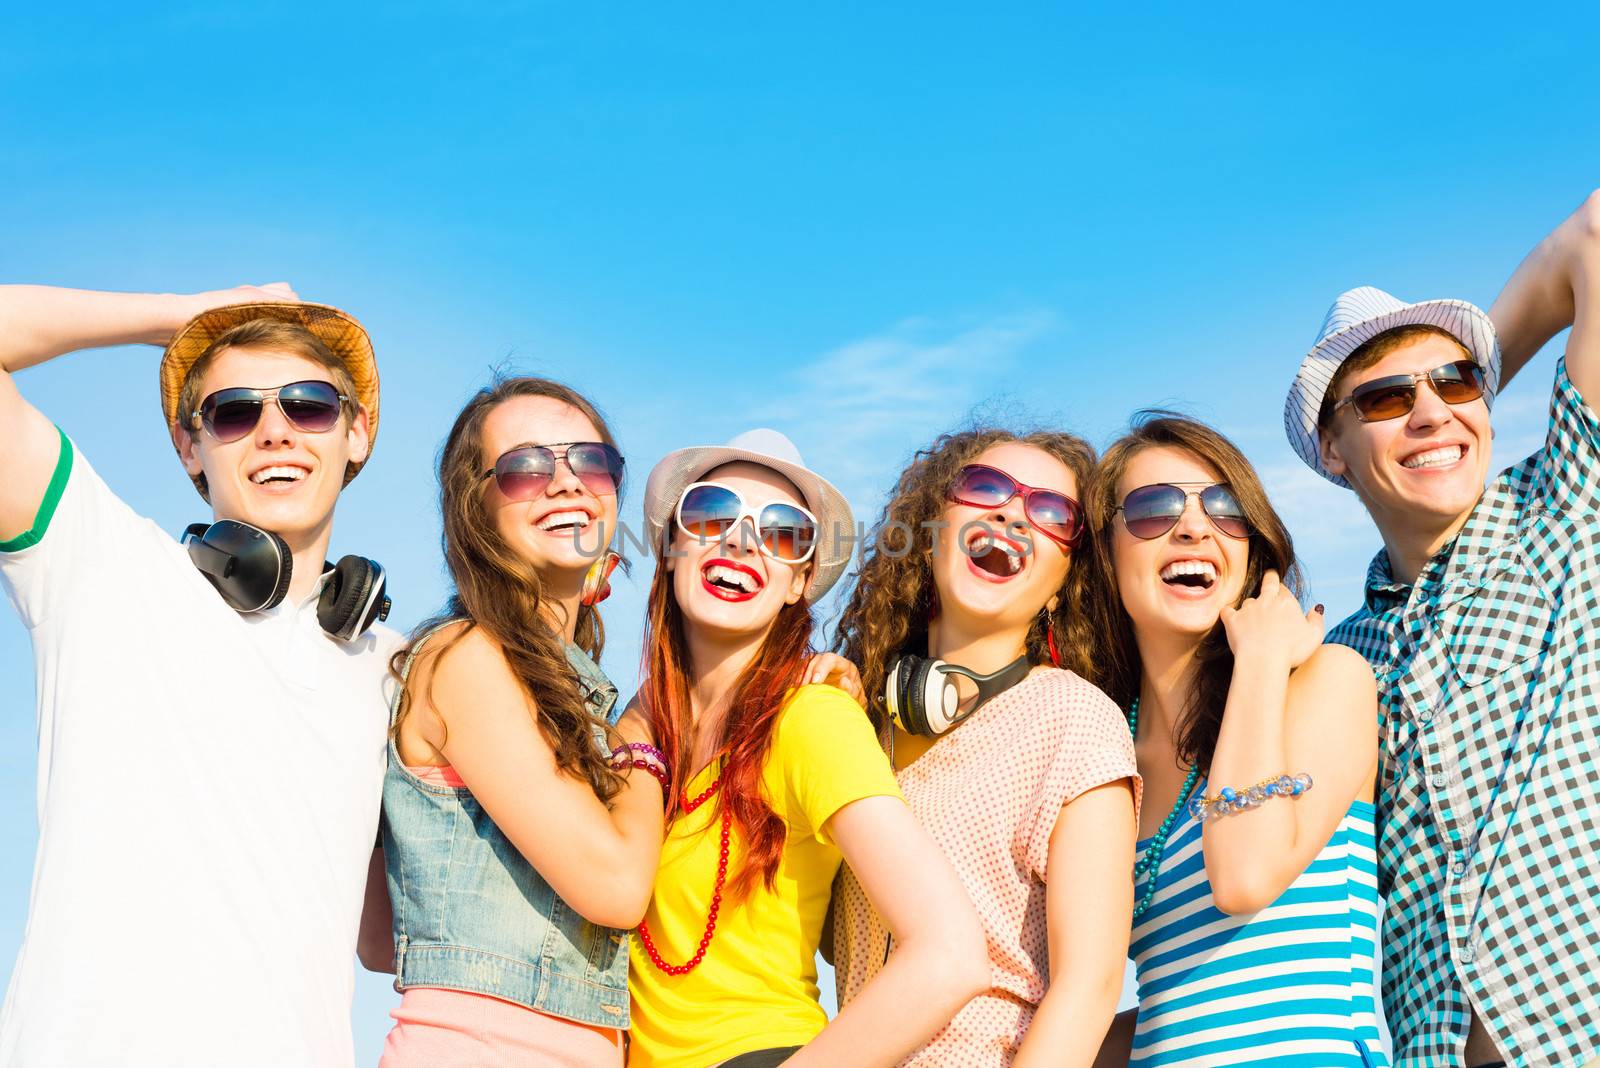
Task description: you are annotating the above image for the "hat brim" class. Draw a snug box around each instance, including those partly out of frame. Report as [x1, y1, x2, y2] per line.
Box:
[1284, 298, 1500, 487]
[160, 302, 380, 499]
[642, 446, 856, 602]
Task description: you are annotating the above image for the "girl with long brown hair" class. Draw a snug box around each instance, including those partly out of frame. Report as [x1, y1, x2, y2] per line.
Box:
[831, 425, 1140, 1068]
[373, 377, 664, 1067]
[1082, 414, 1384, 1067]
[626, 429, 986, 1068]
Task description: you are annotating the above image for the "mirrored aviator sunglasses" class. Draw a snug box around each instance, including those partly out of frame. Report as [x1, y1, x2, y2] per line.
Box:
[485, 441, 625, 501]
[1117, 482, 1250, 540]
[1336, 360, 1486, 422]
[195, 380, 347, 442]
[948, 463, 1085, 549]
[675, 482, 818, 564]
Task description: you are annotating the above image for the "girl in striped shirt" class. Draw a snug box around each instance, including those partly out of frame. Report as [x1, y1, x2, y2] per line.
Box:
[1081, 414, 1388, 1067]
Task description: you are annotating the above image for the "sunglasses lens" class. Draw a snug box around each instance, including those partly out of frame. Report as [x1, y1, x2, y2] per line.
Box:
[203, 392, 264, 442]
[1200, 485, 1250, 538]
[759, 504, 817, 562]
[494, 447, 556, 501]
[950, 465, 1015, 508]
[1024, 491, 1082, 545]
[1121, 484, 1186, 540]
[1352, 379, 1419, 421]
[1432, 361, 1486, 403]
[678, 484, 741, 542]
[277, 381, 344, 433]
[565, 443, 624, 496]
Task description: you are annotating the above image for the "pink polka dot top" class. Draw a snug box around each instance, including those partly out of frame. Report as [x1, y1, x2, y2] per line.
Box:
[831, 668, 1141, 1066]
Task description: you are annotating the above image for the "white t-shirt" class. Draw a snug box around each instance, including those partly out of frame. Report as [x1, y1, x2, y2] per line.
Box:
[0, 436, 399, 1067]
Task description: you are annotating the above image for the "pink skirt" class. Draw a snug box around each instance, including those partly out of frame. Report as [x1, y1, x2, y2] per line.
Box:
[379, 987, 624, 1068]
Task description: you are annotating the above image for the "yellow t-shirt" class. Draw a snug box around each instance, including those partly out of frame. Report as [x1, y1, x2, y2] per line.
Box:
[627, 684, 902, 1067]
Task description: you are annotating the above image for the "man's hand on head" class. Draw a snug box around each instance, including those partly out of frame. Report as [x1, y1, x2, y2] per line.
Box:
[174, 283, 301, 329]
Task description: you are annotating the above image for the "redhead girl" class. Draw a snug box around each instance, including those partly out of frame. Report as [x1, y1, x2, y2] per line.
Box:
[831, 427, 1141, 1067]
[1083, 415, 1385, 1067]
[627, 429, 987, 1068]
[369, 377, 664, 1067]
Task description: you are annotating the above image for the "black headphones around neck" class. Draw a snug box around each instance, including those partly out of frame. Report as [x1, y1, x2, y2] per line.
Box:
[884, 653, 1032, 738]
[182, 520, 392, 642]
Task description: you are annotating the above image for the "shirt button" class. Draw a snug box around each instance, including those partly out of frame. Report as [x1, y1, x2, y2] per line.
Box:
[1430, 772, 1448, 789]
[1457, 940, 1476, 964]
[1416, 703, 1435, 721]
[1451, 861, 1468, 876]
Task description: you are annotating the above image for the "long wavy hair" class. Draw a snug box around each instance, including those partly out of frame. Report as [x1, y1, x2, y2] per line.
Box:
[639, 502, 816, 904]
[393, 376, 625, 802]
[1080, 412, 1301, 775]
[833, 427, 1098, 734]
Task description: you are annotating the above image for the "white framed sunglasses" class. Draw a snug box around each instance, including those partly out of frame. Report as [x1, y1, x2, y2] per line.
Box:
[673, 481, 819, 564]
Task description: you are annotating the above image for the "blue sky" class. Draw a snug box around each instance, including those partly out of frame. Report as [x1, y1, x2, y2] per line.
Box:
[3, 3, 1598, 1059]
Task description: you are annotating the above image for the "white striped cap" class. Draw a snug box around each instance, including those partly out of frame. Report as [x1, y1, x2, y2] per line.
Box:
[1283, 286, 1500, 487]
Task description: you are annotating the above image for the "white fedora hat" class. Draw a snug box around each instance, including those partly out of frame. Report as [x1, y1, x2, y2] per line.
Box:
[1283, 285, 1500, 487]
[642, 428, 855, 602]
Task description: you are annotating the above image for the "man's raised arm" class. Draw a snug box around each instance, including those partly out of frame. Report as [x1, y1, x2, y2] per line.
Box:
[1489, 189, 1600, 401]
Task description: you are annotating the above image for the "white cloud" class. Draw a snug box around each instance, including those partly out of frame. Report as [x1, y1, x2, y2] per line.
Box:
[756, 310, 1060, 513]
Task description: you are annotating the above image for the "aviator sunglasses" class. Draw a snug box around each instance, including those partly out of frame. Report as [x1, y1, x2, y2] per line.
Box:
[1331, 360, 1486, 423]
[483, 441, 625, 500]
[675, 482, 819, 564]
[1116, 482, 1250, 540]
[192, 380, 348, 442]
[947, 464, 1085, 549]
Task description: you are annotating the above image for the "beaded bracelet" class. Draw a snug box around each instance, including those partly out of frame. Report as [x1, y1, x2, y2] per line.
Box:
[607, 743, 669, 788]
[1191, 773, 1313, 821]
[624, 759, 670, 789]
[610, 742, 667, 766]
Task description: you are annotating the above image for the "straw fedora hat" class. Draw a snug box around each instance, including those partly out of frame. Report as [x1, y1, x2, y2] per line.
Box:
[160, 301, 380, 498]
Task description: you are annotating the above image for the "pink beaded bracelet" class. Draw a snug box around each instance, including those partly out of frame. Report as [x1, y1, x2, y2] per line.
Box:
[611, 742, 666, 765]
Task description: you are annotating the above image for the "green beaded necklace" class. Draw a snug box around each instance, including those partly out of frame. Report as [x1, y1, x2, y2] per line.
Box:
[1129, 696, 1201, 922]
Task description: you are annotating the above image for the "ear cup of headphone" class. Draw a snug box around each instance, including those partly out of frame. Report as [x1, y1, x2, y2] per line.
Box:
[319, 556, 383, 642]
[264, 531, 294, 609]
[187, 520, 292, 613]
[914, 659, 961, 736]
[885, 656, 916, 733]
[887, 656, 965, 737]
[906, 658, 937, 736]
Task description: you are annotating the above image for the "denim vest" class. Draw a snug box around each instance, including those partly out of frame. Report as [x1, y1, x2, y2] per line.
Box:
[381, 633, 630, 1027]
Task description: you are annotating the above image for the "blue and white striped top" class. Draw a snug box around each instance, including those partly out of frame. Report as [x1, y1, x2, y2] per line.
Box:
[1129, 792, 1389, 1067]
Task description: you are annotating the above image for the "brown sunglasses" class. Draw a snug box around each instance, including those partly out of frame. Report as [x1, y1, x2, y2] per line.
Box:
[1330, 360, 1486, 423]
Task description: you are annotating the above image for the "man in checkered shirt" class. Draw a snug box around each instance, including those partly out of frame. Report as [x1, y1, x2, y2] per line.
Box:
[1281, 192, 1600, 1067]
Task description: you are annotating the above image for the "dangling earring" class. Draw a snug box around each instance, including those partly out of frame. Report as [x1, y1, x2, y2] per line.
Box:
[581, 552, 621, 607]
[1042, 608, 1063, 668]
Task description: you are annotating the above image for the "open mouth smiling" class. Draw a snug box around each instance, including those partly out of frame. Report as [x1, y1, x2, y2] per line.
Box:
[1399, 443, 1466, 470]
[965, 529, 1028, 582]
[1160, 558, 1217, 593]
[701, 558, 764, 602]
[248, 463, 310, 487]
[534, 509, 596, 535]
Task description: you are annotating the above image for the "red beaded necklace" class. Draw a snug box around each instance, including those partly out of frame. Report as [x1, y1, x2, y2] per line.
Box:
[637, 777, 731, 976]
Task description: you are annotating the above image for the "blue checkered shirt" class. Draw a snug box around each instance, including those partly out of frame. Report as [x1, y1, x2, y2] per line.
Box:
[1327, 358, 1600, 1067]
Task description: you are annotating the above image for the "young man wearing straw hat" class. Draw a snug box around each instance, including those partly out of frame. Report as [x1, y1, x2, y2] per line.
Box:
[1284, 192, 1600, 1068]
[0, 284, 400, 1065]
